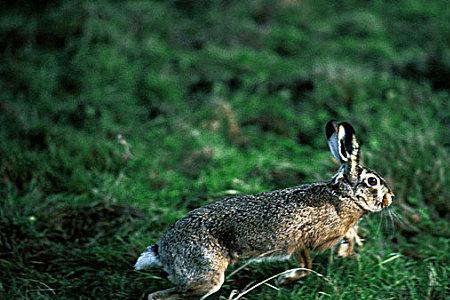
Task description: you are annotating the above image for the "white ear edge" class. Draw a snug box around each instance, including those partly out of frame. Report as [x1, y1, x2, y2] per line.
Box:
[337, 125, 349, 162]
[338, 125, 346, 140]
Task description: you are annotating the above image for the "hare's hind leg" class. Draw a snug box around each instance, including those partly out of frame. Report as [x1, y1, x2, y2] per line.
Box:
[148, 288, 178, 300]
[199, 269, 225, 300]
[148, 277, 224, 300]
[179, 261, 227, 299]
[276, 248, 312, 286]
[149, 260, 227, 299]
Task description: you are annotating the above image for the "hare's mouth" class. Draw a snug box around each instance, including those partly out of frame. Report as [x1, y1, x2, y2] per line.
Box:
[381, 192, 394, 208]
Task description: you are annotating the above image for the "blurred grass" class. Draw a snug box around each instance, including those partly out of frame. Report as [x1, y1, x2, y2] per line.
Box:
[0, 0, 449, 299]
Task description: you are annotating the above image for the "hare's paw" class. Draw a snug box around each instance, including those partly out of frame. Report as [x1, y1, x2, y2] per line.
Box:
[336, 241, 352, 257]
[275, 269, 309, 286]
[336, 238, 364, 257]
[337, 226, 364, 257]
[353, 232, 364, 247]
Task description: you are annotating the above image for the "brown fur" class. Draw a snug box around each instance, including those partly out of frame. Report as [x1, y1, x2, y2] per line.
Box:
[136, 121, 395, 299]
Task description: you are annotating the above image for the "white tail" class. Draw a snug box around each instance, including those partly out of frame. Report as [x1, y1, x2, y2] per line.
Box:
[134, 245, 161, 270]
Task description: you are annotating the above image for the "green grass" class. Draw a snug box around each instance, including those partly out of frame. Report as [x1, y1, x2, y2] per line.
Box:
[0, 1, 449, 299]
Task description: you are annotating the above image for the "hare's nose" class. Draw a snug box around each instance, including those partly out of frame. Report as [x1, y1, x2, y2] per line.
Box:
[382, 193, 394, 208]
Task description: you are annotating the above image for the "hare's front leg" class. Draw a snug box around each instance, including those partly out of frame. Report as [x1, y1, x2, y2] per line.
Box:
[337, 224, 364, 257]
[276, 248, 312, 286]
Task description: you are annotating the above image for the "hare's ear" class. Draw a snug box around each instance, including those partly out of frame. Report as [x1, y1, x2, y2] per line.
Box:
[325, 120, 360, 166]
[326, 120, 347, 163]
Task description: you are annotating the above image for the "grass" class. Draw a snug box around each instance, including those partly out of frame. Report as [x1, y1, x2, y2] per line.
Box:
[0, 0, 449, 299]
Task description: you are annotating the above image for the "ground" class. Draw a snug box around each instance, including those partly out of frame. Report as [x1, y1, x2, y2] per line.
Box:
[0, 1, 449, 299]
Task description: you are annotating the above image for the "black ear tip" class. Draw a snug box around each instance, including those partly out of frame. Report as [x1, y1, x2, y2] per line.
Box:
[325, 120, 338, 139]
[340, 122, 355, 136]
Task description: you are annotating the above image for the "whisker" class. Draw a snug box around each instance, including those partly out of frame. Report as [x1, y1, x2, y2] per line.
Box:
[376, 209, 383, 237]
[387, 206, 420, 233]
[381, 210, 388, 234]
[385, 209, 396, 236]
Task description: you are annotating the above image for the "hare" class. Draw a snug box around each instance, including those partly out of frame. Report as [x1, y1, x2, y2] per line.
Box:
[135, 120, 395, 299]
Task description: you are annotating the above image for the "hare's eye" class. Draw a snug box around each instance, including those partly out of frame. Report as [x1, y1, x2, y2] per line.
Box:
[367, 176, 378, 186]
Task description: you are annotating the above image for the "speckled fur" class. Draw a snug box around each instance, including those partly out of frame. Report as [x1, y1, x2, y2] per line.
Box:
[138, 121, 395, 299]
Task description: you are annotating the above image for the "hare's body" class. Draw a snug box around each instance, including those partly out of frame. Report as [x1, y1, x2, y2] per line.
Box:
[160, 183, 362, 273]
[136, 121, 394, 299]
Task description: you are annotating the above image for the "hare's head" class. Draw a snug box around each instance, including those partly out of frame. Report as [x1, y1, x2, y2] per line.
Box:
[325, 120, 394, 212]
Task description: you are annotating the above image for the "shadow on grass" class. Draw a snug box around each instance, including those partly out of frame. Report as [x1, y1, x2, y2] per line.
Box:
[0, 202, 169, 299]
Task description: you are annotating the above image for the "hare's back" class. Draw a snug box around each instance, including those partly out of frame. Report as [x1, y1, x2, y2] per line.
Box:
[157, 187, 323, 261]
